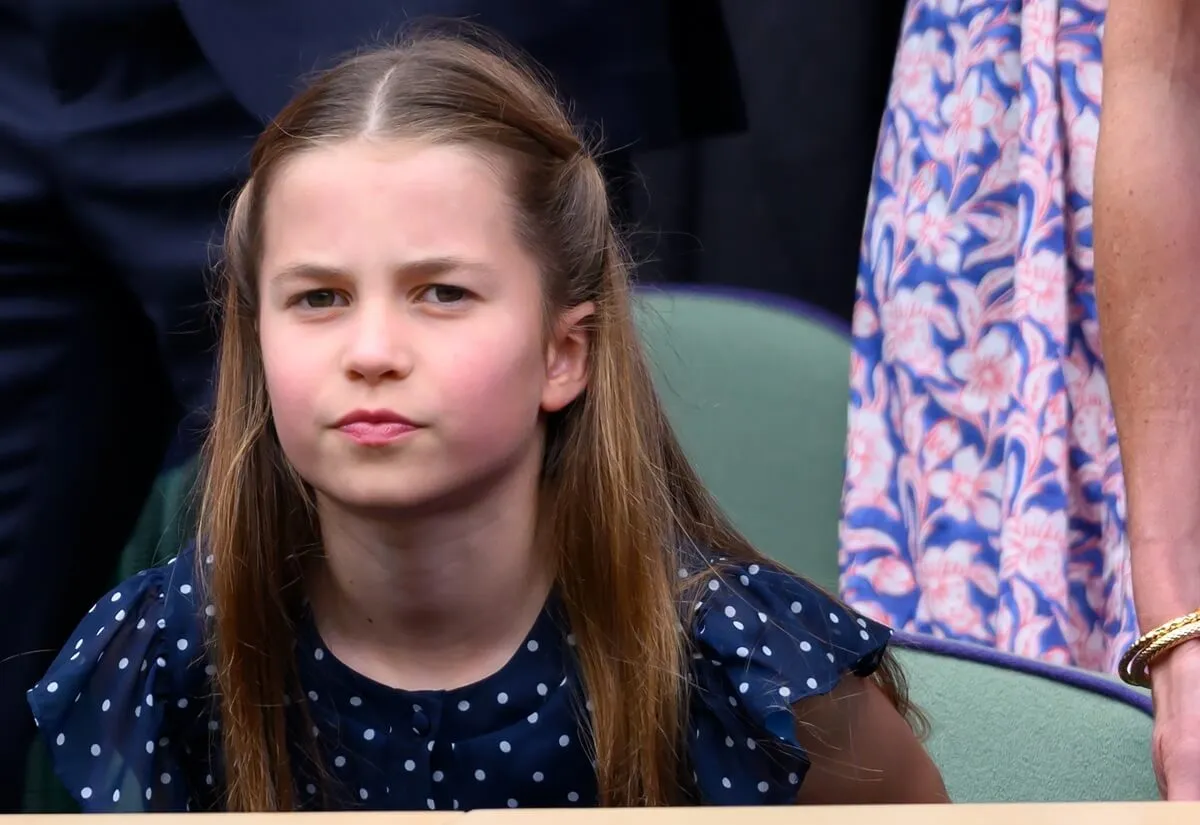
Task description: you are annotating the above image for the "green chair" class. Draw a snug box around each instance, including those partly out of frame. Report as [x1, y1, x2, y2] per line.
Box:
[634, 286, 852, 592]
[114, 456, 200, 580]
[636, 286, 1159, 802]
[893, 633, 1157, 802]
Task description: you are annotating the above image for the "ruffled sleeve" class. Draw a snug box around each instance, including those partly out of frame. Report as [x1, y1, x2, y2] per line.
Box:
[26, 548, 206, 812]
[685, 560, 892, 804]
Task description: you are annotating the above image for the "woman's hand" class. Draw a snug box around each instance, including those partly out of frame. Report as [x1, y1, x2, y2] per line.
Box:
[1151, 642, 1200, 800]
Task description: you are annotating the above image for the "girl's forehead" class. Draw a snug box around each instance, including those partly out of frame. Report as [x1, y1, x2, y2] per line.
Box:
[269, 139, 509, 217]
[260, 139, 528, 278]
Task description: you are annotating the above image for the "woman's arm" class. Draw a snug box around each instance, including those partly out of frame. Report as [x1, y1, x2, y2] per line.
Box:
[793, 677, 948, 805]
[1095, 0, 1200, 800]
[1097, 0, 1200, 647]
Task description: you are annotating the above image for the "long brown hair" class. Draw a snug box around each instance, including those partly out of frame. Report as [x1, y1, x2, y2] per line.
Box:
[199, 28, 916, 811]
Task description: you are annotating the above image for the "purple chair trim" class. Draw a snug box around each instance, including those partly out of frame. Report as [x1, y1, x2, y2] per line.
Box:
[893, 630, 1153, 717]
[635, 284, 853, 340]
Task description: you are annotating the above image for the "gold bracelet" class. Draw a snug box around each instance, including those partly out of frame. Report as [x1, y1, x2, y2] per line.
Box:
[1118, 609, 1200, 687]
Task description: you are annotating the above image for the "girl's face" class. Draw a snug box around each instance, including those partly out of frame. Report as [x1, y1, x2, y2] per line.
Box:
[257, 138, 590, 513]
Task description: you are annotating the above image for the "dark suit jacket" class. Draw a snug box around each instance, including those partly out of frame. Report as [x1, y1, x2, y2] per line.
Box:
[176, 0, 745, 152]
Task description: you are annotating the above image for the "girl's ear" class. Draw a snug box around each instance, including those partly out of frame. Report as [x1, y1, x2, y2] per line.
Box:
[541, 301, 594, 413]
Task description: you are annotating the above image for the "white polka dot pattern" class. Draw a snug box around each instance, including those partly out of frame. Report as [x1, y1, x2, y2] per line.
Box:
[687, 558, 892, 803]
[26, 551, 203, 812]
[27, 545, 890, 810]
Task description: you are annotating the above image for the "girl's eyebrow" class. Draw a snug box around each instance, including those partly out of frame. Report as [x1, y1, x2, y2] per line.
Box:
[267, 256, 495, 285]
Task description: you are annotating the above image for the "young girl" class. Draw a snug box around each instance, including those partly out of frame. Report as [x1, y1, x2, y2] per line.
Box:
[28, 34, 946, 811]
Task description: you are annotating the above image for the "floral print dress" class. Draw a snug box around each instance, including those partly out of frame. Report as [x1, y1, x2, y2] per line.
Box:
[838, 0, 1137, 671]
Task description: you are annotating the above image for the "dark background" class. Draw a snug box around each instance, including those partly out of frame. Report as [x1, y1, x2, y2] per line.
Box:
[631, 2, 906, 322]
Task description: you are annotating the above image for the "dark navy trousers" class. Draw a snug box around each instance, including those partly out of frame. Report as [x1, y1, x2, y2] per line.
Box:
[0, 0, 258, 807]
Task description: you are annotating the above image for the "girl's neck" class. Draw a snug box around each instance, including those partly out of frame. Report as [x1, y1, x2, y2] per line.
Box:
[306, 470, 553, 692]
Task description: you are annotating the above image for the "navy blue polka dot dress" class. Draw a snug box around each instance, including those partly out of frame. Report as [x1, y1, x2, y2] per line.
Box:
[28, 543, 891, 811]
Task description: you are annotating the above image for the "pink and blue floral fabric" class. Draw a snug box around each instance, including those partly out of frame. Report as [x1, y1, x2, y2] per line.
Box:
[838, 0, 1137, 672]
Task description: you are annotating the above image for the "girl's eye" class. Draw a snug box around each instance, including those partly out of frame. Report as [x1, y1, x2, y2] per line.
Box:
[298, 289, 344, 309]
[422, 284, 469, 305]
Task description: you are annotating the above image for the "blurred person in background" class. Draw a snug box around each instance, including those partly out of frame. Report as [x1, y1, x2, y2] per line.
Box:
[837, 1, 1136, 671]
[632, 2, 903, 314]
[0, 0, 741, 809]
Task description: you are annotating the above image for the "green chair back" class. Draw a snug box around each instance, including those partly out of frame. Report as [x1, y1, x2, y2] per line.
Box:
[634, 287, 851, 591]
[893, 635, 1157, 802]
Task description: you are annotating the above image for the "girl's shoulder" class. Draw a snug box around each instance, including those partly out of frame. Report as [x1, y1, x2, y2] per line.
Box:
[27, 543, 211, 811]
[682, 554, 892, 804]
